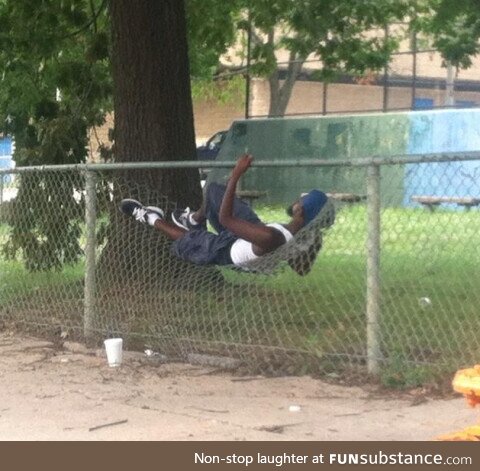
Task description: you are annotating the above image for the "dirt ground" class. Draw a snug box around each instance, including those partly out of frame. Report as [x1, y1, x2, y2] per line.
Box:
[0, 332, 477, 441]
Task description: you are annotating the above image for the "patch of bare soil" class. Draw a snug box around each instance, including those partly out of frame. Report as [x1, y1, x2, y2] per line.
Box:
[0, 332, 477, 441]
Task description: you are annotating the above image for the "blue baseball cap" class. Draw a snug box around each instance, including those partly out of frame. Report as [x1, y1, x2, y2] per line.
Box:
[300, 190, 328, 226]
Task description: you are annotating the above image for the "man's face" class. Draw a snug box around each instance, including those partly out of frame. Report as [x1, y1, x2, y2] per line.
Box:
[286, 200, 302, 219]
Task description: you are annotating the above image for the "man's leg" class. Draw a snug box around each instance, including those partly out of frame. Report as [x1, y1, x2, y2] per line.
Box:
[120, 198, 187, 241]
[153, 219, 187, 241]
[171, 227, 236, 266]
[190, 193, 207, 225]
[204, 182, 262, 233]
[171, 191, 208, 231]
[171, 182, 262, 232]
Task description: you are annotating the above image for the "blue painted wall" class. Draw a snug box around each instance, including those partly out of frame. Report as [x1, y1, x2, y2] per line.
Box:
[405, 109, 480, 208]
[0, 136, 14, 184]
[0, 136, 13, 167]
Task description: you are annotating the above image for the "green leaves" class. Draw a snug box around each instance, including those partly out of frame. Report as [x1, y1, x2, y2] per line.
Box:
[85, 31, 109, 63]
[0, 0, 111, 144]
[3, 171, 84, 271]
[0, 0, 109, 271]
[246, 0, 414, 76]
[418, 0, 480, 68]
[237, 0, 416, 115]
[186, 0, 242, 78]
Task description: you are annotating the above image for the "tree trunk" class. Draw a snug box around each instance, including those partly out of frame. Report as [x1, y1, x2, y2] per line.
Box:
[110, 0, 202, 207]
[99, 0, 211, 287]
[268, 51, 305, 117]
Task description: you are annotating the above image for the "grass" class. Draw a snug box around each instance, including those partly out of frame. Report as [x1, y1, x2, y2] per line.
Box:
[0, 223, 84, 305]
[221, 204, 480, 383]
[1, 204, 480, 387]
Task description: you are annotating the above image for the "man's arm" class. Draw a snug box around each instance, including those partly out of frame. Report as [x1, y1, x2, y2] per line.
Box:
[219, 155, 284, 253]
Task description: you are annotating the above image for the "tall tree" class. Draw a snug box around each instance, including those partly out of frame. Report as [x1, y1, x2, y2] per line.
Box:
[110, 0, 201, 207]
[98, 0, 213, 286]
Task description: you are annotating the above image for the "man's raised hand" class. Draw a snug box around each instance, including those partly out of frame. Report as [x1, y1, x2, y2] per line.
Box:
[232, 154, 253, 179]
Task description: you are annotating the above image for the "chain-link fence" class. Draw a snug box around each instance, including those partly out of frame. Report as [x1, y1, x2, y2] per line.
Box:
[1, 153, 480, 386]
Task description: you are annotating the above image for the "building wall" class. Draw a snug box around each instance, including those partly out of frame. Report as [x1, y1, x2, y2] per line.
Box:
[87, 113, 114, 162]
[249, 79, 480, 117]
[194, 99, 244, 143]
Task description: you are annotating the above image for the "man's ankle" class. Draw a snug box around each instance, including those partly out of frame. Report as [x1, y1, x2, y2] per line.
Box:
[189, 213, 200, 226]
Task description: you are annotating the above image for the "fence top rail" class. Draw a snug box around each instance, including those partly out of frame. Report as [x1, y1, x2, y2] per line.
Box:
[1, 151, 480, 174]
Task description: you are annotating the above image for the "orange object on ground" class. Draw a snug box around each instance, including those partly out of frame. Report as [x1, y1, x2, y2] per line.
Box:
[437, 425, 480, 441]
[437, 365, 480, 441]
[452, 365, 480, 407]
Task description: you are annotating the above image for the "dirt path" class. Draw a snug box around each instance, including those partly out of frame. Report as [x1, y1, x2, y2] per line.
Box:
[0, 333, 477, 441]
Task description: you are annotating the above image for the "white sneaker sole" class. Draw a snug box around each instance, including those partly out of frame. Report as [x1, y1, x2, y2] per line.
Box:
[171, 211, 189, 230]
[145, 206, 165, 219]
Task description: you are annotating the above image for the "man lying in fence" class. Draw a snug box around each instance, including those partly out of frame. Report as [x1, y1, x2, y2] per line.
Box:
[119, 154, 333, 275]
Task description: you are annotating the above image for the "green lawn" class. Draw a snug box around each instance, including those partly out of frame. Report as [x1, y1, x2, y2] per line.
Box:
[0, 223, 84, 305]
[1, 204, 480, 387]
[261, 205, 480, 385]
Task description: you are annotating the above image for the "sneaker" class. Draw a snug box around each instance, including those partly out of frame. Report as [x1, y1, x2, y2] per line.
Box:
[145, 205, 165, 223]
[171, 207, 205, 230]
[120, 199, 164, 225]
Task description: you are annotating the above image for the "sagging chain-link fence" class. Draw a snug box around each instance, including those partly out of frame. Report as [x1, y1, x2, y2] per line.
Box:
[1, 154, 480, 386]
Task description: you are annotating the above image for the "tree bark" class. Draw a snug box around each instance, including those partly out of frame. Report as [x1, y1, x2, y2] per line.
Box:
[110, 0, 202, 207]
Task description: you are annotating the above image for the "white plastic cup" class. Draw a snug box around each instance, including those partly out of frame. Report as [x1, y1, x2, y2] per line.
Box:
[104, 338, 123, 367]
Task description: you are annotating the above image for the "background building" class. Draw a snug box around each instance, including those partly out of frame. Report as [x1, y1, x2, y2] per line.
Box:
[88, 24, 480, 159]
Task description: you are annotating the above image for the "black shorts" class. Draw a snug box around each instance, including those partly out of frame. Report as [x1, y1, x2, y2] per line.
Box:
[171, 229, 236, 266]
[171, 182, 262, 266]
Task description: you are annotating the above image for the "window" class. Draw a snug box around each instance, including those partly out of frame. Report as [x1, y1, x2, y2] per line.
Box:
[413, 98, 434, 110]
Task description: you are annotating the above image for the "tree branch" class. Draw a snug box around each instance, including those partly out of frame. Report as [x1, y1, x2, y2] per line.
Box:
[89, 0, 98, 34]
[61, 0, 107, 40]
[282, 49, 305, 92]
[250, 27, 265, 47]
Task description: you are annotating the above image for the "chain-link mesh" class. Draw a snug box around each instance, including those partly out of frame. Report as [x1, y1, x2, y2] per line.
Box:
[1, 157, 479, 386]
[378, 161, 480, 386]
[0, 170, 85, 338]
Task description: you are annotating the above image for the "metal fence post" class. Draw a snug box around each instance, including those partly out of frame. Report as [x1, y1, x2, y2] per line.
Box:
[0, 174, 4, 205]
[366, 164, 381, 375]
[84, 169, 97, 342]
